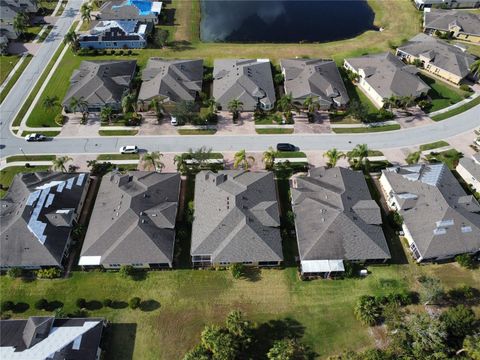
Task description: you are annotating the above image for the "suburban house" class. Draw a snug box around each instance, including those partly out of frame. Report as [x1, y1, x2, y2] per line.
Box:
[191, 170, 283, 267]
[456, 153, 480, 192]
[213, 59, 276, 111]
[397, 33, 477, 85]
[98, 0, 162, 24]
[344, 52, 430, 108]
[0, 172, 90, 269]
[0, 0, 38, 39]
[414, 0, 480, 9]
[280, 58, 349, 109]
[380, 163, 480, 262]
[137, 58, 203, 109]
[79, 171, 181, 269]
[291, 167, 391, 278]
[78, 20, 152, 49]
[0, 316, 105, 360]
[62, 60, 136, 112]
[424, 8, 480, 43]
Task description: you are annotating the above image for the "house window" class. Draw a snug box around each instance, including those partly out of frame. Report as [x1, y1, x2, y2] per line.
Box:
[109, 264, 121, 268]
[219, 262, 230, 266]
[259, 261, 279, 266]
[243, 261, 253, 265]
[192, 255, 211, 262]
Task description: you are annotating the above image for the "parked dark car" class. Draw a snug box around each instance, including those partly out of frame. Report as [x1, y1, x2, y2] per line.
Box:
[276, 143, 296, 152]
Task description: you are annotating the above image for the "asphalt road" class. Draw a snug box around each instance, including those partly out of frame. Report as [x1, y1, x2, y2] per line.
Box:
[0, 0, 83, 135]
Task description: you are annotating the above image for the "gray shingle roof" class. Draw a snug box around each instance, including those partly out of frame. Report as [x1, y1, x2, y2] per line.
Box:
[80, 171, 180, 266]
[0, 172, 89, 268]
[291, 167, 390, 262]
[398, 33, 476, 78]
[213, 59, 276, 111]
[98, 0, 161, 22]
[22, 317, 54, 349]
[382, 164, 480, 260]
[458, 153, 480, 182]
[62, 60, 136, 110]
[345, 52, 430, 99]
[138, 58, 203, 103]
[191, 170, 283, 263]
[280, 59, 349, 107]
[424, 9, 480, 36]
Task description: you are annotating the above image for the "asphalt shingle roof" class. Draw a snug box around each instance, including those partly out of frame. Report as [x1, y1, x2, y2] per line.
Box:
[382, 164, 480, 260]
[424, 8, 480, 36]
[291, 167, 390, 262]
[80, 171, 180, 266]
[98, 0, 161, 22]
[191, 170, 283, 263]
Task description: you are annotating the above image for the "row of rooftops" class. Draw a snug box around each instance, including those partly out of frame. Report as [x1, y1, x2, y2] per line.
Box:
[2, 160, 479, 270]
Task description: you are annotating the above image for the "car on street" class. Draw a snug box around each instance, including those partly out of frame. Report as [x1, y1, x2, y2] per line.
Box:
[119, 145, 138, 154]
[25, 133, 47, 142]
[276, 143, 297, 152]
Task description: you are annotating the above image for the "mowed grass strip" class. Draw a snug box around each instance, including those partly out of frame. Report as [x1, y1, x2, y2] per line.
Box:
[419, 141, 449, 151]
[97, 153, 140, 160]
[0, 55, 32, 104]
[431, 96, 480, 121]
[98, 130, 139, 136]
[419, 74, 470, 113]
[6, 154, 56, 163]
[0, 55, 21, 84]
[177, 129, 216, 135]
[256, 128, 294, 134]
[332, 124, 400, 133]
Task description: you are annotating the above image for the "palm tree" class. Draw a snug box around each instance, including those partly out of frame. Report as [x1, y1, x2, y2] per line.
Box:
[348, 143, 369, 169]
[383, 96, 397, 111]
[174, 153, 189, 174]
[100, 106, 114, 124]
[80, 3, 92, 23]
[43, 96, 59, 112]
[52, 156, 73, 173]
[323, 148, 346, 168]
[63, 29, 79, 53]
[121, 93, 136, 114]
[203, 98, 218, 113]
[149, 98, 164, 119]
[470, 59, 480, 77]
[277, 93, 294, 120]
[233, 149, 255, 170]
[142, 151, 164, 171]
[13, 12, 28, 38]
[68, 96, 88, 114]
[227, 99, 243, 121]
[262, 147, 277, 170]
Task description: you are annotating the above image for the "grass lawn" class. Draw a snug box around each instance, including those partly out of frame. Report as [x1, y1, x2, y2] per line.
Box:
[419, 140, 449, 151]
[97, 154, 140, 160]
[20, 131, 61, 137]
[419, 74, 470, 113]
[0, 165, 50, 197]
[0, 55, 32, 104]
[426, 149, 462, 170]
[0, 55, 21, 84]
[332, 124, 400, 133]
[256, 128, 294, 134]
[178, 129, 217, 135]
[98, 130, 139, 136]
[37, 25, 54, 43]
[431, 96, 480, 121]
[6, 154, 56, 163]
[276, 151, 307, 158]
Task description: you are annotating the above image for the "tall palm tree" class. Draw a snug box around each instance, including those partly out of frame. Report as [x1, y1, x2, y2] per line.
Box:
[470, 59, 480, 77]
[233, 149, 255, 170]
[262, 147, 277, 170]
[204, 98, 218, 113]
[174, 153, 189, 174]
[303, 95, 319, 114]
[228, 99, 243, 121]
[80, 3, 92, 23]
[52, 156, 73, 173]
[142, 151, 164, 171]
[149, 98, 164, 118]
[348, 143, 369, 169]
[43, 96, 59, 112]
[277, 93, 294, 115]
[121, 93, 136, 114]
[69, 97, 80, 113]
[63, 29, 79, 53]
[323, 148, 346, 168]
[100, 106, 114, 123]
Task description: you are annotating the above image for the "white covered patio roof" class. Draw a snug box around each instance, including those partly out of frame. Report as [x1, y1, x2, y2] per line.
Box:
[301, 260, 345, 274]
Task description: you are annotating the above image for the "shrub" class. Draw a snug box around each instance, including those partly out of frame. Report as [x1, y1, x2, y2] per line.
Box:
[455, 253, 474, 269]
[127, 49, 132, 55]
[354, 295, 381, 326]
[76, 298, 86, 309]
[54, 114, 65, 126]
[129, 297, 141, 309]
[119, 50, 124, 55]
[343, 261, 361, 278]
[440, 305, 476, 339]
[54, 307, 66, 318]
[460, 84, 471, 92]
[119, 265, 135, 278]
[34, 298, 48, 310]
[110, 49, 116, 55]
[35, 268, 61, 279]
[1, 301, 14, 312]
[103, 299, 112, 308]
[6, 267, 22, 279]
[230, 263, 244, 279]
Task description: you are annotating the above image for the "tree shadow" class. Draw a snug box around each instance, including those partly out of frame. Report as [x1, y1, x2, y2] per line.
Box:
[131, 270, 147, 281]
[242, 267, 261, 282]
[12, 302, 29, 313]
[162, 8, 176, 25]
[68, 309, 88, 317]
[110, 301, 128, 310]
[139, 300, 161, 312]
[102, 323, 137, 360]
[86, 300, 103, 311]
[167, 40, 194, 52]
[45, 300, 64, 311]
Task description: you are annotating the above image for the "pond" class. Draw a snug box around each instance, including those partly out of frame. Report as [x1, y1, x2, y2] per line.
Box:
[200, 0, 377, 43]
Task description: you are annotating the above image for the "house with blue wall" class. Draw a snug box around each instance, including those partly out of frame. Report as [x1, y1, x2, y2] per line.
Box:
[79, 20, 152, 49]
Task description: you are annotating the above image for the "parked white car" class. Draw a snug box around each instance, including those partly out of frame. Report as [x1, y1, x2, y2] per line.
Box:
[475, 137, 480, 146]
[25, 133, 46, 142]
[119, 145, 138, 154]
[170, 116, 178, 126]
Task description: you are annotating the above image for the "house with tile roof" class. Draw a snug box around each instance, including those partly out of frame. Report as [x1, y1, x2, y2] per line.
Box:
[79, 171, 181, 269]
[291, 167, 390, 277]
[280, 59, 349, 109]
[397, 33, 477, 85]
[379, 163, 480, 262]
[79, 20, 152, 49]
[0, 172, 90, 269]
[344, 52, 430, 108]
[191, 170, 283, 267]
[424, 8, 480, 43]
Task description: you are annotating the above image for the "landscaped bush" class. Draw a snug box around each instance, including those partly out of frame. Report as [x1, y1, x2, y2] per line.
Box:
[455, 253, 475, 269]
[35, 268, 61, 279]
[6, 267, 22, 279]
[119, 265, 135, 278]
[460, 84, 471, 92]
[110, 50, 116, 55]
[343, 261, 362, 278]
[54, 114, 65, 126]
[129, 297, 141, 309]
[354, 295, 381, 326]
[76, 298, 86, 309]
[34, 298, 48, 310]
[1, 301, 14, 312]
[230, 263, 245, 279]
[119, 50, 124, 55]
[103, 299, 112, 308]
